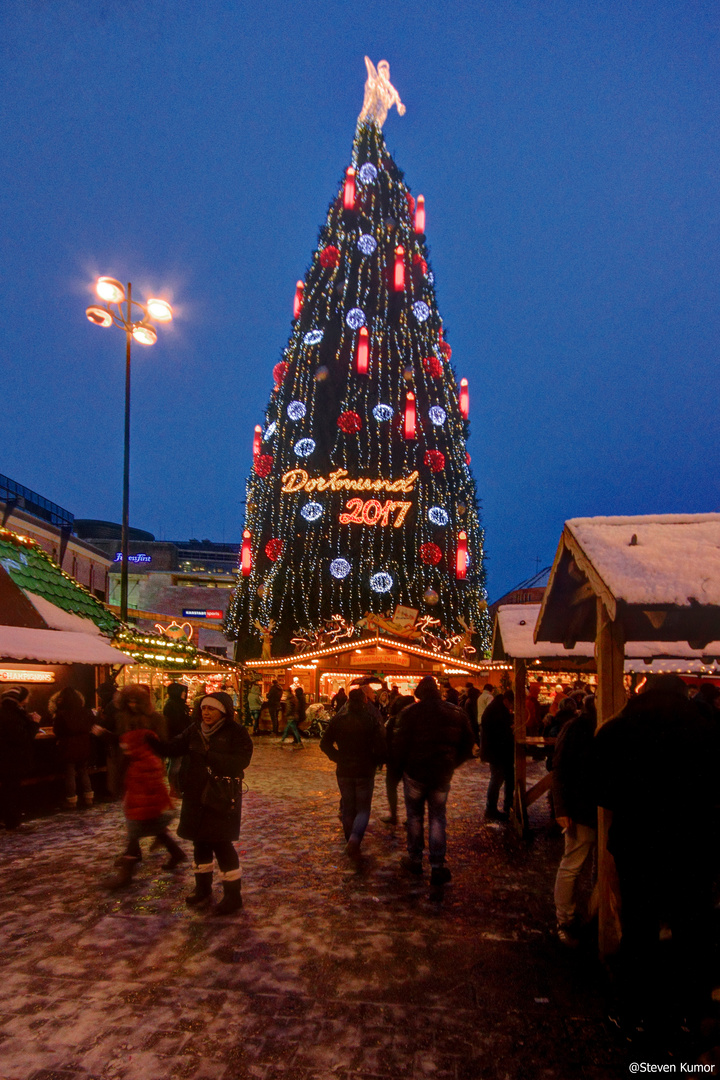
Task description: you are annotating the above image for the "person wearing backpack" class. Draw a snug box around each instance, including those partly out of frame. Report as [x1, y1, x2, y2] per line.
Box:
[320, 686, 386, 860]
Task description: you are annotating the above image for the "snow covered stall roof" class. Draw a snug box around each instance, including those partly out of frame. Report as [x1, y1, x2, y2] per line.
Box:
[535, 514, 720, 650]
[0, 530, 134, 666]
[494, 603, 720, 675]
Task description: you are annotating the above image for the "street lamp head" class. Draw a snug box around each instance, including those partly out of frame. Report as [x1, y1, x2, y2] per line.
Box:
[86, 305, 113, 328]
[96, 277, 126, 304]
[146, 297, 173, 322]
[132, 322, 157, 346]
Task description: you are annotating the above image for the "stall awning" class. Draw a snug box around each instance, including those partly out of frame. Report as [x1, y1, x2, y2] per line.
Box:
[0, 626, 135, 665]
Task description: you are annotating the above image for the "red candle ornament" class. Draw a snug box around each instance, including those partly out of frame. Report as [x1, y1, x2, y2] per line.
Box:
[393, 246, 405, 291]
[356, 326, 369, 375]
[241, 530, 252, 577]
[456, 531, 468, 580]
[343, 167, 356, 211]
[404, 391, 416, 440]
[253, 425, 262, 458]
[415, 194, 426, 234]
[459, 378, 469, 420]
[293, 281, 304, 320]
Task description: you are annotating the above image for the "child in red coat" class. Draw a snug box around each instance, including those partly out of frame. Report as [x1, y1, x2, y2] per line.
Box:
[104, 726, 186, 889]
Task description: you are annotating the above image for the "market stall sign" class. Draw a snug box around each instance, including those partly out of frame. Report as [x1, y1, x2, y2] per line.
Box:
[349, 650, 410, 667]
[0, 668, 55, 683]
[182, 609, 224, 620]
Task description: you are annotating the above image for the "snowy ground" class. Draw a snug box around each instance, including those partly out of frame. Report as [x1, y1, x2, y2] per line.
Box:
[0, 742, 626, 1080]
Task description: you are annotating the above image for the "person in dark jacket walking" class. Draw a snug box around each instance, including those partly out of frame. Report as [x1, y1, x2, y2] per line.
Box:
[0, 687, 40, 829]
[158, 692, 253, 915]
[163, 682, 189, 739]
[595, 674, 720, 1034]
[320, 687, 386, 858]
[552, 695, 598, 945]
[267, 679, 283, 735]
[163, 682, 189, 795]
[391, 676, 474, 892]
[50, 687, 96, 808]
[480, 690, 514, 820]
[381, 694, 414, 826]
[280, 687, 304, 747]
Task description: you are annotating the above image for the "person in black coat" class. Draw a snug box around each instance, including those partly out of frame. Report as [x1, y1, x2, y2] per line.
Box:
[480, 690, 514, 819]
[50, 687, 96, 808]
[0, 687, 40, 828]
[551, 695, 598, 944]
[320, 687, 386, 858]
[382, 694, 414, 826]
[157, 692, 253, 915]
[595, 674, 720, 1032]
[163, 682, 190, 795]
[267, 679, 283, 735]
[391, 676, 474, 890]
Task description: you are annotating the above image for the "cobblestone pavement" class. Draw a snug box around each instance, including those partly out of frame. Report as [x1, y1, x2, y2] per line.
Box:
[0, 740, 628, 1080]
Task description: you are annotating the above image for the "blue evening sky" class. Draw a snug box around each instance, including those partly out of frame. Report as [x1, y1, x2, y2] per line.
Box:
[1, 0, 718, 600]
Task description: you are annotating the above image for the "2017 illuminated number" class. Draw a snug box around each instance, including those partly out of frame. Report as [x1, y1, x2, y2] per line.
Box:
[339, 498, 412, 527]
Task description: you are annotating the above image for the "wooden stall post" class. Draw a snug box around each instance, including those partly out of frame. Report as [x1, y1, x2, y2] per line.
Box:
[595, 597, 626, 960]
[511, 658, 528, 836]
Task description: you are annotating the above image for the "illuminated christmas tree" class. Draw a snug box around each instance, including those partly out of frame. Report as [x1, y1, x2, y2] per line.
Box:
[227, 62, 488, 659]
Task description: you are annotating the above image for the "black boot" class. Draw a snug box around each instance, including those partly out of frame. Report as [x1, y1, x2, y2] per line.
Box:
[103, 855, 139, 890]
[185, 872, 213, 907]
[158, 832, 187, 871]
[213, 879, 242, 915]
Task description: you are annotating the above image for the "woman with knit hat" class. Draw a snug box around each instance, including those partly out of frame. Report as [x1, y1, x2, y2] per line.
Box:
[158, 692, 253, 915]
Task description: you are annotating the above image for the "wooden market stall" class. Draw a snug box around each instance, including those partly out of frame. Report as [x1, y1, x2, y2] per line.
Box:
[0, 527, 136, 795]
[492, 601, 720, 837]
[533, 513, 720, 957]
[242, 631, 503, 711]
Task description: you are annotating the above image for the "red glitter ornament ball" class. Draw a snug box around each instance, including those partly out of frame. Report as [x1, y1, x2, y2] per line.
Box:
[264, 538, 283, 561]
[423, 356, 443, 379]
[439, 340, 452, 361]
[254, 454, 273, 478]
[406, 193, 416, 216]
[319, 245, 340, 268]
[466, 452, 471, 465]
[337, 410, 362, 434]
[424, 450, 445, 473]
[420, 542, 442, 566]
[273, 361, 289, 386]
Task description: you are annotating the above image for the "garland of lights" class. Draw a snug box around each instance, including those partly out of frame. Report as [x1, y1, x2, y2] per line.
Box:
[227, 121, 489, 656]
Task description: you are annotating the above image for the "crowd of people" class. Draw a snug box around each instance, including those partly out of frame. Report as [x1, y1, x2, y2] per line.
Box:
[2, 669, 720, 1045]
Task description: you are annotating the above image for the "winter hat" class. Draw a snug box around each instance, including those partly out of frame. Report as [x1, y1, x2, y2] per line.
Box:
[1, 686, 24, 701]
[200, 694, 229, 715]
[414, 676, 440, 700]
[642, 674, 688, 697]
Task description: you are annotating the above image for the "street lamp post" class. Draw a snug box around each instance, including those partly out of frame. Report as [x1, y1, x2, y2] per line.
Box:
[86, 277, 173, 623]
